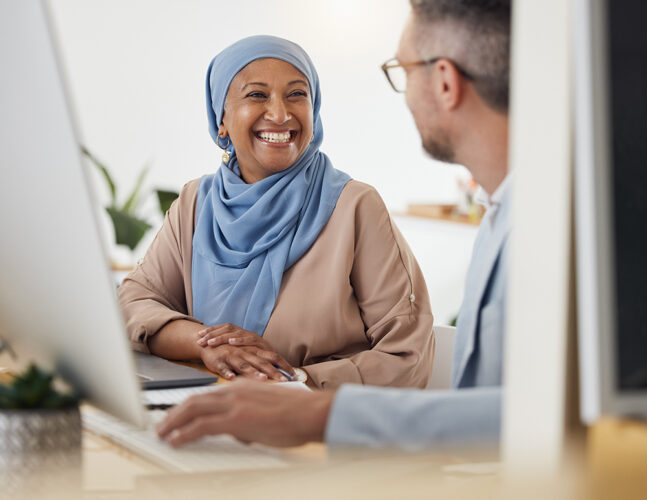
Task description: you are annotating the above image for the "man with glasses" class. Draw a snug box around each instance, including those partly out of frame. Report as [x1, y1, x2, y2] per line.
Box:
[157, 0, 512, 450]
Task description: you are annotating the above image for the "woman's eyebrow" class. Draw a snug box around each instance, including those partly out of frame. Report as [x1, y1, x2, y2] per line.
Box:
[240, 80, 309, 91]
[241, 82, 268, 90]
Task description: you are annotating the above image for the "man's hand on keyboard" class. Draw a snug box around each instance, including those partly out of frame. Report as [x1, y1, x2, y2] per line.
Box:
[156, 380, 335, 448]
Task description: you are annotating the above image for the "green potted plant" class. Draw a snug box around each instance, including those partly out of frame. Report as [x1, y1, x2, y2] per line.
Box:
[155, 188, 180, 215]
[82, 147, 179, 269]
[82, 147, 152, 253]
[0, 364, 81, 495]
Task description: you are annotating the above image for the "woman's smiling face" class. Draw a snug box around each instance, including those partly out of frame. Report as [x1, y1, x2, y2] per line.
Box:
[219, 58, 314, 183]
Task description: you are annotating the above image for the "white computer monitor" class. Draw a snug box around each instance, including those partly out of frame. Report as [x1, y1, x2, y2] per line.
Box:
[575, 0, 647, 423]
[0, 0, 146, 427]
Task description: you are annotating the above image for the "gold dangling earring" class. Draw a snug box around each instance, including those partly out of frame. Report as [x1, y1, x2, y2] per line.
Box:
[218, 135, 231, 163]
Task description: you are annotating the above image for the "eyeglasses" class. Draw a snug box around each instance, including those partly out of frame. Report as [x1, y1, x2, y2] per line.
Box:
[381, 57, 475, 93]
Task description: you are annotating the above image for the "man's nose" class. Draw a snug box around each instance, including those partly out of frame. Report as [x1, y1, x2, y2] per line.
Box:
[264, 96, 290, 124]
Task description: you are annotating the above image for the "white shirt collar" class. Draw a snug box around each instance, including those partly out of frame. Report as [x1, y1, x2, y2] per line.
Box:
[474, 173, 512, 227]
[474, 173, 511, 210]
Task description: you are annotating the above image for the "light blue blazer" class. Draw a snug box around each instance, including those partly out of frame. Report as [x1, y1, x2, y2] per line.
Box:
[325, 184, 511, 449]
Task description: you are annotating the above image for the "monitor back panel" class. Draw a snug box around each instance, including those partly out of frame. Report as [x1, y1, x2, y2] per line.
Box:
[0, 0, 146, 427]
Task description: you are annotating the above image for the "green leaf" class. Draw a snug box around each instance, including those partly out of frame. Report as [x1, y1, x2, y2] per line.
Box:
[121, 163, 150, 214]
[0, 386, 18, 409]
[155, 189, 179, 215]
[82, 146, 117, 206]
[12, 364, 52, 407]
[0, 363, 78, 410]
[106, 207, 152, 251]
[40, 391, 79, 410]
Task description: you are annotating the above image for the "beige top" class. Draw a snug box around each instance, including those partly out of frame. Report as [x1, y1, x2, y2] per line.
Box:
[118, 179, 435, 389]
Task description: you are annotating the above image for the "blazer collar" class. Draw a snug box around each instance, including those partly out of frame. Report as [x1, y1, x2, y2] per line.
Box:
[452, 184, 512, 386]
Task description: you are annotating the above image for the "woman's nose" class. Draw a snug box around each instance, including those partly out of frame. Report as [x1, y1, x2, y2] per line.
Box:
[264, 97, 290, 124]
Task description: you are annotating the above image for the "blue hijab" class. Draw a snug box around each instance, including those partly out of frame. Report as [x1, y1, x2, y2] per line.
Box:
[192, 35, 351, 336]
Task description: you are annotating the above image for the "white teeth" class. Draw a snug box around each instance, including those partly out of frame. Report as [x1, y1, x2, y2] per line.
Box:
[257, 131, 292, 143]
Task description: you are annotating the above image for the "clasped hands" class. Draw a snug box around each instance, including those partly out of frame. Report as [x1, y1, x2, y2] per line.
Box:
[196, 323, 295, 382]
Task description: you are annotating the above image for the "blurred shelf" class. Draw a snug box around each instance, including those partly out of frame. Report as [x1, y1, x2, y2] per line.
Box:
[403, 203, 484, 226]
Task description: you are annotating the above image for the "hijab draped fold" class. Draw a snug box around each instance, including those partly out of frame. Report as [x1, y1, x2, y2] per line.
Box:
[192, 35, 351, 336]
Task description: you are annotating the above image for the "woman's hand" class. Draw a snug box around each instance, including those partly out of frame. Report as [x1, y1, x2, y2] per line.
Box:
[197, 324, 295, 381]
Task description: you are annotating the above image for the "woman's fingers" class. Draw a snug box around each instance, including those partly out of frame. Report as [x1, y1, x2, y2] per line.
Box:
[201, 348, 241, 380]
[225, 350, 288, 381]
[208, 332, 259, 347]
[197, 328, 294, 381]
[201, 333, 232, 347]
[211, 360, 236, 381]
[239, 350, 289, 381]
[202, 346, 269, 380]
[196, 324, 260, 347]
[223, 334, 263, 346]
[227, 353, 268, 381]
[253, 349, 295, 377]
[214, 334, 295, 376]
[207, 348, 293, 381]
[196, 324, 230, 346]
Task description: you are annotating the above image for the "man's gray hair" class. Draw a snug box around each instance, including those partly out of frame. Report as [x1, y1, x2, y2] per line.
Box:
[409, 0, 511, 111]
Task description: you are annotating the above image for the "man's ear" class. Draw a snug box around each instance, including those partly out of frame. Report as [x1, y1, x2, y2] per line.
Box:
[434, 59, 464, 111]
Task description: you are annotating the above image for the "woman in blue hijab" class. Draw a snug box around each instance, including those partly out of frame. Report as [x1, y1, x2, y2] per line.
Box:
[119, 36, 434, 389]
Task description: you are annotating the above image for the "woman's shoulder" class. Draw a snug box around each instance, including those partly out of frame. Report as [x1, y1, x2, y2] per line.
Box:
[170, 178, 201, 214]
[336, 179, 388, 214]
[162, 178, 202, 230]
[179, 178, 202, 201]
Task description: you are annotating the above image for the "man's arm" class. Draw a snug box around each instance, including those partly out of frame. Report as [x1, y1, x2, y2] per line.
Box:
[325, 384, 501, 450]
[157, 381, 500, 450]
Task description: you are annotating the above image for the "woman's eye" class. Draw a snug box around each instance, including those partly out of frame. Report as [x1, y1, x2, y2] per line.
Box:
[246, 91, 266, 99]
[290, 90, 307, 98]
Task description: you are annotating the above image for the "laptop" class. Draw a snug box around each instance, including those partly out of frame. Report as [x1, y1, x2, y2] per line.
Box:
[135, 352, 218, 390]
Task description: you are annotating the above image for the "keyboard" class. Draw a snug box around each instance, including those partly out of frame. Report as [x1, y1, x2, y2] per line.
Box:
[82, 408, 290, 473]
[142, 385, 224, 407]
[141, 381, 309, 407]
